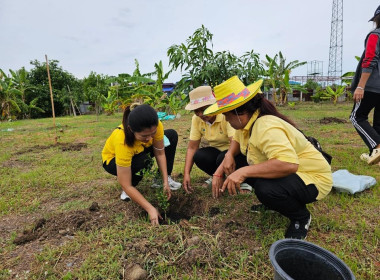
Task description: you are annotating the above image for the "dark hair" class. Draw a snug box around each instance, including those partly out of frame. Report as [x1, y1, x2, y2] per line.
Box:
[374, 14, 380, 29]
[234, 94, 297, 127]
[122, 104, 158, 147]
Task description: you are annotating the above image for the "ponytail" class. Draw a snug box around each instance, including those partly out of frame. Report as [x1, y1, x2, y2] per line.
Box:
[122, 106, 136, 147]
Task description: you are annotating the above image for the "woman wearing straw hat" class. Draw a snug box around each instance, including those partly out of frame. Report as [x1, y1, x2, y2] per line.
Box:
[204, 76, 333, 239]
[102, 104, 181, 225]
[183, 86, 254, 193]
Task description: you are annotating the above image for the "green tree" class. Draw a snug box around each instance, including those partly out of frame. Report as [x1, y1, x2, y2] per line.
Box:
[82, 72, 109, 120]
[167, 25, 264, 94]
[27, 59, 79, 118]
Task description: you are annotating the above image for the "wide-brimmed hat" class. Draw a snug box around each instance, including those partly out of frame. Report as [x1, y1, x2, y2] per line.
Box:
[203, 76, 263, 116]
[369, 5, 380, 21]
[185, 86, 216, 110]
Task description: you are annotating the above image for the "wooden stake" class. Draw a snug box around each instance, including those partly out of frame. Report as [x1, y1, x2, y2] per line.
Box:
[67, 85, 77, 117]
[45, 55, 57, 144]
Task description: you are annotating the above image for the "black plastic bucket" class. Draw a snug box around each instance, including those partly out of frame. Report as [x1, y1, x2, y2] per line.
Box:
[269, 239, 355, 280]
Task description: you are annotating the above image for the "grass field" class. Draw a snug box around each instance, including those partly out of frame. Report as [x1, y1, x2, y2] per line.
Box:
[0, 102, 379, 279]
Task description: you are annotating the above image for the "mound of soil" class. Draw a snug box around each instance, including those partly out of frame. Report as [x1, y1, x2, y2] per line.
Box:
[320, 117, 347, 124]
[13, 142, 87, 155]
[60, 142, 87, 151]
[13, 202, 114, 245]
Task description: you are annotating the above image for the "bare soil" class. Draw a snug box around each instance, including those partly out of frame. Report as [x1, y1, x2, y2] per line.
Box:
[319, 117, 347, 124]
[1, 188, 264, 278]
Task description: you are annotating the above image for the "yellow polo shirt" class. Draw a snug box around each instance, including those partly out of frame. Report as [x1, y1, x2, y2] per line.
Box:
[189, 114, 235, 151]
[233, 113, 332, 200]
[102, 121, 164, 167]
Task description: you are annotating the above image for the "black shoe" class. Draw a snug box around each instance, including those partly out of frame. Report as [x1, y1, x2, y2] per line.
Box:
[285, 215, 311, 239]
[250, 204, 274, 213]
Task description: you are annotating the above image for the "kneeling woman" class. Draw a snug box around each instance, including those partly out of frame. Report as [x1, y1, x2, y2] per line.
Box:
[205, 76, 333, 239]
[102, 104, 181, 225]
[183, 86, 236, 193]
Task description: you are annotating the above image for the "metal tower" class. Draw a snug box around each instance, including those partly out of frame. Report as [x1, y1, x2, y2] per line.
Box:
[328, 0, 343, 81]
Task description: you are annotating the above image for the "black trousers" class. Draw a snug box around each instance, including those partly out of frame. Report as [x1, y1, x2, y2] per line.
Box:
[246, 174, 318, 221]
[217, 152, 319, 221]
[103, 129, 178, 186]
[193, 147, 228, 176]
[350, 91, 380, 153]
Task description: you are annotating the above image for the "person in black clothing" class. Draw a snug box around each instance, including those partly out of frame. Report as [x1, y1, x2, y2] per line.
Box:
[350, 5, 380, 165]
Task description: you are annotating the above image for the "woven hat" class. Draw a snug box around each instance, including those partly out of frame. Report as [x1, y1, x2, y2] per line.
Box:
[185, 86, 216, 110]
[203, 76, 263, 116]
[369, 5, 380, 21]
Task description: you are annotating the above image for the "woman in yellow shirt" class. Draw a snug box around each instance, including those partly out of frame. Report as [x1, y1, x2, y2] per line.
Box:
[183, 86, 250, 193]
[204, 76, 333, 239]
[102, 104, 181, 225]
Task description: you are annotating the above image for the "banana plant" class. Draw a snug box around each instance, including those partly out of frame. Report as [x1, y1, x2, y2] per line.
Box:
[324, 85, 346, 105]
[101, 90, 119, 115]
[264, 52, 306, 105]
[0, 69, 22, 120]
[341, 56, 361, 86]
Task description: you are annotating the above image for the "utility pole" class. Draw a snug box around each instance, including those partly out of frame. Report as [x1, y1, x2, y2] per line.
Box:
[328, 0, 343, 83]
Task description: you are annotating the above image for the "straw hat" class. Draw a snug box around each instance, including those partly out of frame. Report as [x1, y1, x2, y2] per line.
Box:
[185, 86, 216, 111]
[203, 76, 263, 116]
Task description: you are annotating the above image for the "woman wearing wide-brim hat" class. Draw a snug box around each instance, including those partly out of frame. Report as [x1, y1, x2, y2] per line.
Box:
[204, 76, 333, 239]
[183, 86, 252, 193]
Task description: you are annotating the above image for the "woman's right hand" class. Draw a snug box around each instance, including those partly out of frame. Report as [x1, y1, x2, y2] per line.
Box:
[353, 87, 364, 103]
[183, 173, 193, 194]
[212, 175, 224, 199]
[148, 207, 163, 226]
[222, 153, 236, 175]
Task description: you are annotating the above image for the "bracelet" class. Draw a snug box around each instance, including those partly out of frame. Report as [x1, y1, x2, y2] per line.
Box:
[153, 146, 165, 151]
[357, 86, 364, 90]
[213, 174, 224, 178]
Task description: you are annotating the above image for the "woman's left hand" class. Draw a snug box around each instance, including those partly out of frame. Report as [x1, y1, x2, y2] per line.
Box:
[221, 170, 246, 196]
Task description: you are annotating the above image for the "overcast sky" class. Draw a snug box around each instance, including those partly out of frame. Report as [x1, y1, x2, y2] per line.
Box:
[1, 0, 379, 82]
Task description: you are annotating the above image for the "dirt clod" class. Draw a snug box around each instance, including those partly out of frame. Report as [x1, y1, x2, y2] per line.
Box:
[33, 218, 46, 230]
[89, 202, 100, 212]
[124, 263, 147, 280]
